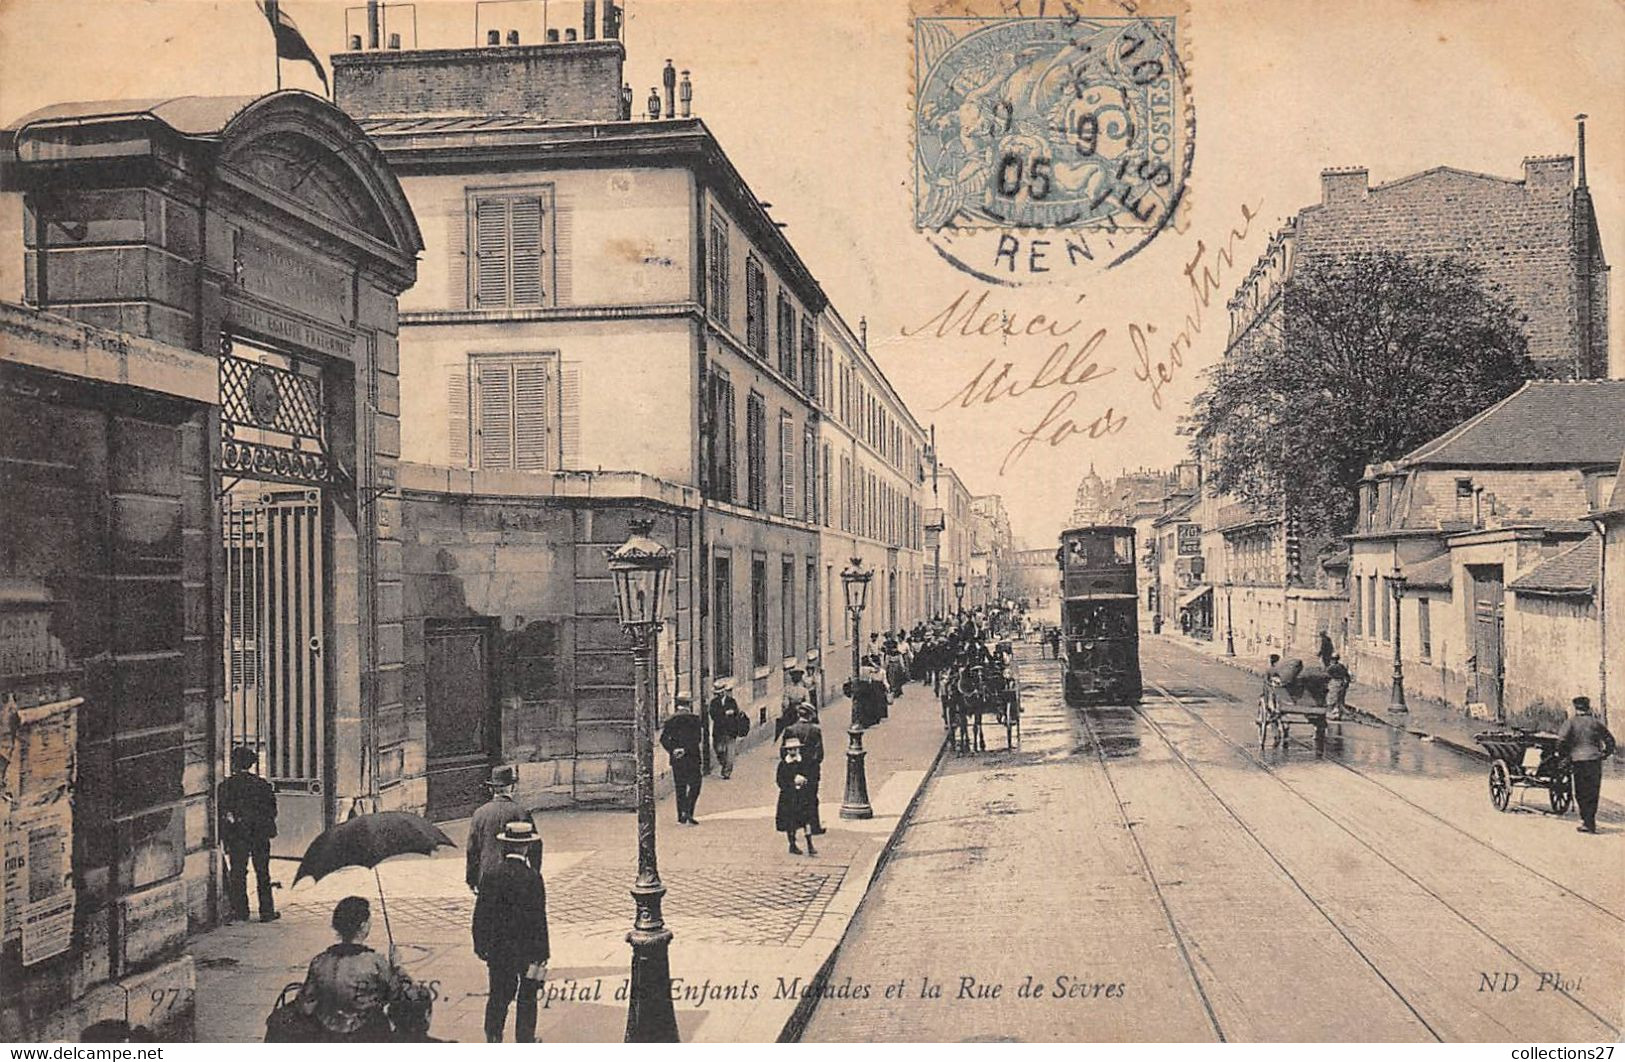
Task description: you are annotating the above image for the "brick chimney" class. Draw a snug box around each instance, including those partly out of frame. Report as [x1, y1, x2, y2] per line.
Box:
[333, 39, 625, 120]
[1521, 155, 1574, 195]
[1319, 167, 1369, 206]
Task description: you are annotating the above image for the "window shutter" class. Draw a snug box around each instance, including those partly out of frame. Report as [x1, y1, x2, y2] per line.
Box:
[447, 363, 470, 467]
[559, 361, 582, 468]
[476, 362, 513, 469]
[512, 361, 550, 469]
[510, 196, 544, 306]
[804, 427, 816, 523]
[780, 413, 795, 518]
[474, 198, 509, 307]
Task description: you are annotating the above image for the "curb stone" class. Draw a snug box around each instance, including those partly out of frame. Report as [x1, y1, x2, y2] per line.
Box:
[771, 731, 951, 1043]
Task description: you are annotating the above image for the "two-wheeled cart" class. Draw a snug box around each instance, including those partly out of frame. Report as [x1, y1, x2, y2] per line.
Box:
[1472, 729, 1573, 814]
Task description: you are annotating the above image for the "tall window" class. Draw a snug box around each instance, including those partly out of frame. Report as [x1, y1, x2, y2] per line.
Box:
[708, 369, 736, 503]
[804, 425, 817, 524]
[751, 558, 769, 668]
[746, 392, 767, 510]
[778, 411, 796, 518]
[801, 317, 818, 396]
[781, 558, 795, 662]
[1351, 575, 1362, 637]
[822, 444, 832, 528]
[777, 293, 797, 378]
[746, 258, 767, 357]
[470, 188, 551, 308]
[1380, 577, 1391, 642]
[1418, 596, 1432, 660]
[713, 555, 733, 678]
[468, 355, 556, 470]
[806, 558, 818, 652]
[708, 215, 730, 325]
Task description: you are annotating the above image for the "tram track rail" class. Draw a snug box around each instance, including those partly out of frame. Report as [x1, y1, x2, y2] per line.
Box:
[1134, 657, 1621, 1039]
[1069, 665, 1445, 1041]
[1150, 652, 1625, 928]
[1062, 658, 1228, 1043]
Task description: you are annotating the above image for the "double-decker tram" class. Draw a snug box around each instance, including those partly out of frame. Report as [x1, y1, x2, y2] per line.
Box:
[1056, 525, 1143, 705]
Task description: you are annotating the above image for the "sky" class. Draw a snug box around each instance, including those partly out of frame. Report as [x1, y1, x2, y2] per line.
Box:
[2, 0, 1620, 548]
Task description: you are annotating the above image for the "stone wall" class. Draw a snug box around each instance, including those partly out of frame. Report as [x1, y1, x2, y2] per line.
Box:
[0, 364, 209, 1039]
[398, 469, 697, 812]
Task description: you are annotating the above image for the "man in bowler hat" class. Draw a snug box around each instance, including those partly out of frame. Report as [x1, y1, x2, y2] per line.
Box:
[473, 820, 551, 1042]
[1557, 696, 1617, 833]
[467, 765, 539, 892]
[218, 745, 279, 922]
[660, 695, 705, 824]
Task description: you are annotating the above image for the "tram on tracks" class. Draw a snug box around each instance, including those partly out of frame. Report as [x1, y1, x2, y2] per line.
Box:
[1056, 525, 1143, 706]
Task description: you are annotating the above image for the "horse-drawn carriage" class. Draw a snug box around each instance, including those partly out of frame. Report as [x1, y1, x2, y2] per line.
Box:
[943, 646, 1021, 753]
[1257, 658, 1331, 752]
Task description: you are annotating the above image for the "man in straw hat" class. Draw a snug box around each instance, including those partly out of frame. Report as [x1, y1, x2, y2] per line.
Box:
[1556, 696, 1617, 834]
[467, 765, 539, 892]
[472, 820, 551, 1042]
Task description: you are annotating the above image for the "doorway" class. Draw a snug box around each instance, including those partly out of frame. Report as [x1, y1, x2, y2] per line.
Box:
[1468, 565, 1505, 718]
[222, 487, 327, 857]
[425, 619, 498, 820]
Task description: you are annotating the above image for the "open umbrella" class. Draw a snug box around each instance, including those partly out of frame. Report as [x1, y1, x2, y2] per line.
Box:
[293, 811, 456, 947]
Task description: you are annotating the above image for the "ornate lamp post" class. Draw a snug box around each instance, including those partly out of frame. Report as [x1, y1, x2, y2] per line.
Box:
[1388, 566, 1409, 714]
[1224, 581, 1236, 657]
[954, 575, 967, 614]
[606, 519, 679, 1043]
[840, 557, 874, 820]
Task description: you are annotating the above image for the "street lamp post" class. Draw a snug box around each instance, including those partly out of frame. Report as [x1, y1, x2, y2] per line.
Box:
[1388, 567, 1408, 714]
[1224, 581, 1236, 657]
[606, 519, 680, 1043]
[840, 557, 874, 820]
[954, 575, 966, 615]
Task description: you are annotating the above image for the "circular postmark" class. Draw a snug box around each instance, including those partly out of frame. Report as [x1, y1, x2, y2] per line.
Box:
[914, 12, 1194, 285]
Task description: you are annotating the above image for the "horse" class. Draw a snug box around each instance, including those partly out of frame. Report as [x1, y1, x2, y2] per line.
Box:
[943, 663, 998, 753]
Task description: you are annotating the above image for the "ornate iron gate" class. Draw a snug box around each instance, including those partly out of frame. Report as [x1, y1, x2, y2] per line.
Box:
[223, 490, 326, 849]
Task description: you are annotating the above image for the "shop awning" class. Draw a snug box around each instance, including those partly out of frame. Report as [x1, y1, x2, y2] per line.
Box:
[1177, 585, 1213, 610]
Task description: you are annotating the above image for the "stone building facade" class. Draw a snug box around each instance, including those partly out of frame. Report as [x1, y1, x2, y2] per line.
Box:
[816, 308, 929, 678]
[1347, 381, 1625, 725]
[335, 18, 946, 810]
[1208, 135, 1613, 660]
[0, 91, 419, 1037]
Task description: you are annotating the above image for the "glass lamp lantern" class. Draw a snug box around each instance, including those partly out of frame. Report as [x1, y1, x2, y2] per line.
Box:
[606, 518, 672, 631]
[841, 556, 872, 615]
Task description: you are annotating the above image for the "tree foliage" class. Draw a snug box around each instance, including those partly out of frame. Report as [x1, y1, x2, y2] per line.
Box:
[1192, 252, 1536, 541]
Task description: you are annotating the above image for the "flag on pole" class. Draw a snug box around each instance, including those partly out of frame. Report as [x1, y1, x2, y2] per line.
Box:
[256, 1, 329, 94]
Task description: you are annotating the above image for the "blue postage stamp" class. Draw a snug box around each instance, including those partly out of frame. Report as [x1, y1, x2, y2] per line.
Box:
[914, 9, 1193, 282]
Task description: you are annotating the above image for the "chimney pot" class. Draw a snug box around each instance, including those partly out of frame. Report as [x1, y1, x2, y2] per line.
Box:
[388, 32, 401, 49]
[348, 34, 363, 50]
[507, 29, 520, 45]
[487, 29, 501, 45]
[679, 69, 693, 117]
[565, 27, 578, 41]
[663, 59, 677, 119]
[547, 28, 560, 42]
[584, 0, 597, 40]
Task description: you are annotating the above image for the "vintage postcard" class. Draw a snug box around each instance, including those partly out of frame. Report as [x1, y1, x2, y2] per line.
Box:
[0, 0, 1620, 1047]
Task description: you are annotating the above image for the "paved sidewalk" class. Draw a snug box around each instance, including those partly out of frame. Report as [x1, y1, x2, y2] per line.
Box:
[1149, 631, 1624, 803]
[191, 686, 945, 1043]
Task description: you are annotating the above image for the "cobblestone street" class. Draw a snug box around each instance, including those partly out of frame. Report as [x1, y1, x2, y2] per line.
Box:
[800, 642, 1625, 1042]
